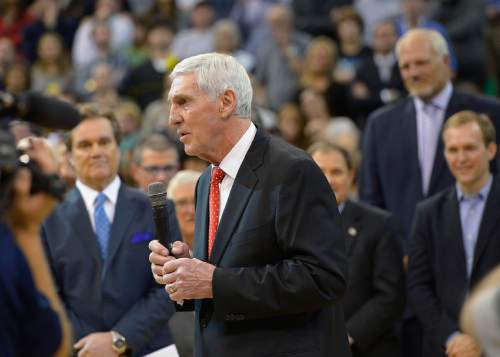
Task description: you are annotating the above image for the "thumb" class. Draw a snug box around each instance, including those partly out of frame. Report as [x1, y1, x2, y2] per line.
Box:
[74, 336, 87, 349]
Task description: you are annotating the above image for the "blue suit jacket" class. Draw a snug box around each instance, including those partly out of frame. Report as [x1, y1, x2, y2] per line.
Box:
[42, 184, 180, 356]
[359, 90, 500, 251]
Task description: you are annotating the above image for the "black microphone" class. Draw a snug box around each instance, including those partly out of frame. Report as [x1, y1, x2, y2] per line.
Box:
[0, 91, 80, 130]
[147, 182, 172, 251]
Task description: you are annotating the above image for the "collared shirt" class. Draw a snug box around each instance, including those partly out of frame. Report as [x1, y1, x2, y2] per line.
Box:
[212, 122, 257, 223]
[456, 175, 493, 278]
[373, 52, 396, 83]
[76, 176, 121, 232]
[414, 82, 453, 195]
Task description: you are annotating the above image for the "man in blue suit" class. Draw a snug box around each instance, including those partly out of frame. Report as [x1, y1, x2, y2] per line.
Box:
[359, 28, 500, 253]
[358, 28, 500, 357]
[42, 105, 179, 357]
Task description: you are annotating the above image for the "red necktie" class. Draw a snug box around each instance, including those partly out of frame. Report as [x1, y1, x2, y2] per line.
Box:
[208, 166, 226, 257]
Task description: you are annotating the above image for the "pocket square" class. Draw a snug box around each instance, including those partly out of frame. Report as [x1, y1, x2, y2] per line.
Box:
[130, 232, 154, 244]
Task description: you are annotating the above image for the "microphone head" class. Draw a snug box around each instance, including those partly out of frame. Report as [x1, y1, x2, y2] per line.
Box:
[148, 182, 167, 207]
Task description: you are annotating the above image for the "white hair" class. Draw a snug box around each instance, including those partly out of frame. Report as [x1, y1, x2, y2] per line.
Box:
[323, 117, 360, 144]
[170, 53, 253, 118]
[396, 28, 449, 59]
[167, 170, 202, 199]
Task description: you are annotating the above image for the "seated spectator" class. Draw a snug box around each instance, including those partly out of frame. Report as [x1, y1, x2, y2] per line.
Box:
[299, 36, 352, 118]
[428, 0, 487, 91]
[310, 141, 405, 357]
[395, 0, 457, 73]
[120, 20, 177, 109]
[4, 62, 30, 95]
[74, 20, 128, 95]
[254, 3, 310, 111]
[72, 0, 134, 70]
[0, 37, 16, 88]
[0, 0, 35, 52]
[277, 102, 308, 150]
[213, 19, 255, 73]
[171, 0, 215, 60]
[22, 0, 78, 63]
[331, 6, 372, 85]
[31, 32, 74, 96]
[83, 62, 123, 108]
[351, 20, 405, 128]
[167, 170, 201, 250]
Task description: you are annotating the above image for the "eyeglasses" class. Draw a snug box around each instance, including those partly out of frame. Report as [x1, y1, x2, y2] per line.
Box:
[141, 165, 178, 174]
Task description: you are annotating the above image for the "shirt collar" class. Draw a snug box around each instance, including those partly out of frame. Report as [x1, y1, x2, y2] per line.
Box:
[414, 81, 453, 112]
[76, 175, 121, 207]
[214, 122, 257, 179]
[456, 174, 493, 202]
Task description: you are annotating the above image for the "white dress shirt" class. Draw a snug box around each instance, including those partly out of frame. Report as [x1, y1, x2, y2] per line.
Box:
[212, 122, 257, 223]
[76, 176, 121, 232]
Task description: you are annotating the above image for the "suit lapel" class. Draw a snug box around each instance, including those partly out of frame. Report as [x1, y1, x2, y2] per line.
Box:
[340, 201, 359, 257]
[445, 188, 468, 278]
[67, 188, 103, 268]
[472, 177, 500, 273]
[194, 170, 210, 261]
[210, 130, 267, 265]
[404, 99, 424, 197]
[103, 185, 136, 274]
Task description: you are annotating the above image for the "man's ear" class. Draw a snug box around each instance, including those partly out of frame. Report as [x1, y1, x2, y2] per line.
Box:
[220, 89, 237, 118]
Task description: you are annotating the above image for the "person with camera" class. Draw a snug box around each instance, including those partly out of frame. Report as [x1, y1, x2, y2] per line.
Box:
[0, 134, 72, 357]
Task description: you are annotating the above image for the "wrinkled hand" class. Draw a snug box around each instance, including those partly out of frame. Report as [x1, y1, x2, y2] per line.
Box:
[446, 333, 481, 357]
[162, 258, 215, 301]
[149, 240, 191, 285]
[74, 332, 117, 357]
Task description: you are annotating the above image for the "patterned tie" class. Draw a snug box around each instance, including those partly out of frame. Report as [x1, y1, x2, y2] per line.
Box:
[94, 192, 111, 259]
[208, 167, 226, 257]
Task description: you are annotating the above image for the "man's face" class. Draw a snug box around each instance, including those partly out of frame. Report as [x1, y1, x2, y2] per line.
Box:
[168, 73, 222, 163]
[443, 122, 496, 191]
[312, 150, 354, 205]
[133, 148, 179, 191]
[71, 117, 120, 190]
[171, 181, 196, 248]
[398, 35, 450, 101]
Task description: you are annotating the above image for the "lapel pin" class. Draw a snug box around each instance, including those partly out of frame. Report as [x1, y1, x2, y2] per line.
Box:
[348, 227, 357, 237]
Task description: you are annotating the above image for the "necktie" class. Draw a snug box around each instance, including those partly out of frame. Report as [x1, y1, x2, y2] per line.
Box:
[418, 102, 442, 195]
[208, 167, 225, 257]
[94, 192, 111, 259]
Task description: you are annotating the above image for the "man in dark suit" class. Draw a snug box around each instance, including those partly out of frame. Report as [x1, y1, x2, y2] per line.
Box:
[149, 53, 351, 357]
[42, 105, 179, 357]
[359, 28, 500, 253]
[408, 110, 500, 357]
[310, 142, 405, 357]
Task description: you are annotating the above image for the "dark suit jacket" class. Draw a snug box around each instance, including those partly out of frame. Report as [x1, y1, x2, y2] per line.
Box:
[359, 90, 500, 251]
[407, 176, 500, 357]
[184, 130, 350, 357]
[352, 55, 406, 127]
[341, 200, 405, 357]
[42, 184, 181, 356]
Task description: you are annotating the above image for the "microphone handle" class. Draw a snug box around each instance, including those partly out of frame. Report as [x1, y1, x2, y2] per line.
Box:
[152, 204, 170, 249]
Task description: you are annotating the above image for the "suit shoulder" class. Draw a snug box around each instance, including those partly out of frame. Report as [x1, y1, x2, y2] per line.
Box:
[415, 187, 454, 214]
[366, 98, 410, 126]
[349, 200, 392, 221]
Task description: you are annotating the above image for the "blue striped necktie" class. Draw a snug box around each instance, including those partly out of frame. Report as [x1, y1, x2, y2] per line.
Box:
[94, 192, 111, 259]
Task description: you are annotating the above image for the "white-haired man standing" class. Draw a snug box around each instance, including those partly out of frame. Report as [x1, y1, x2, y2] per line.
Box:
[149, 53, 351, 357]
